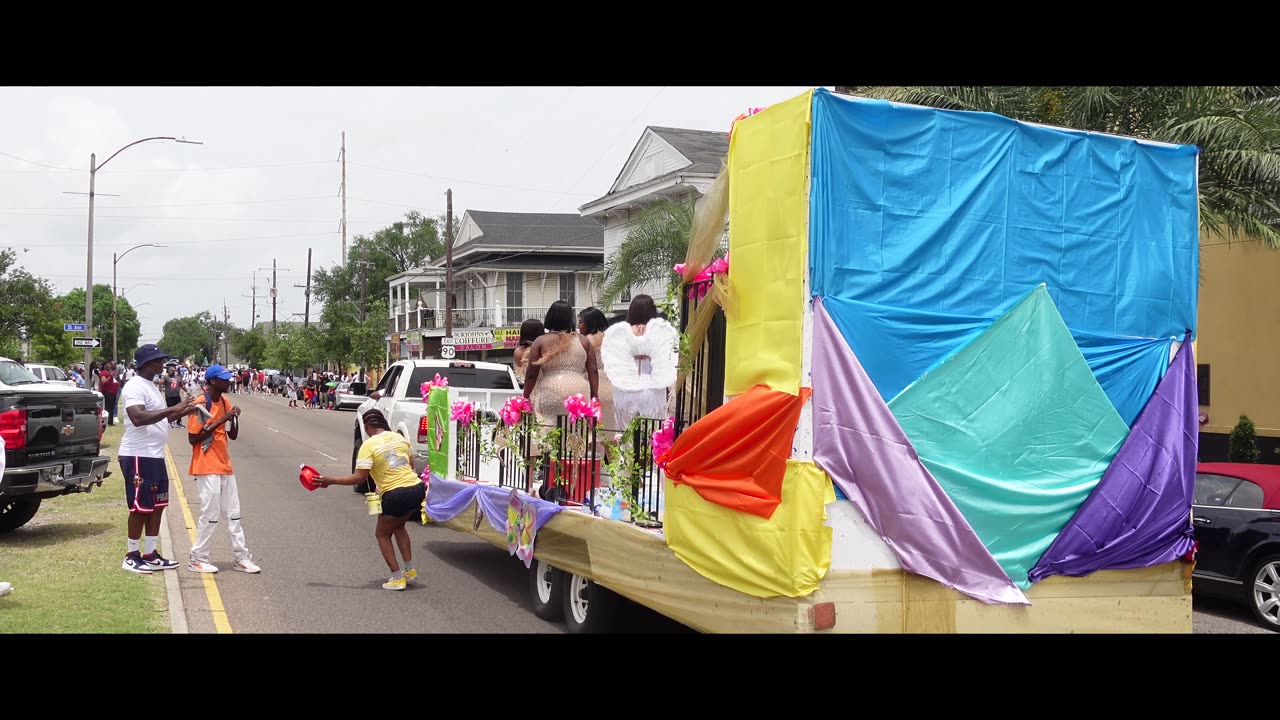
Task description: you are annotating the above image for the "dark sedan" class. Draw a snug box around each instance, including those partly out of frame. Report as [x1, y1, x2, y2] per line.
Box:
[1193, 462, 1280, 631]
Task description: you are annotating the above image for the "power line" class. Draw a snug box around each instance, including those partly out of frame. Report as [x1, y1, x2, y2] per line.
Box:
[0, 159, 334, 174]
[0, 230, 335, 249]
[0, 150, 79, 171]
[0, 194, 337, 211]
[0, 210, 396, 225]
[347, 161, 597, 197]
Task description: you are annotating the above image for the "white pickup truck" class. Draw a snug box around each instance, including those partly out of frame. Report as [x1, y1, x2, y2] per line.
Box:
[351, 359, 521, 491]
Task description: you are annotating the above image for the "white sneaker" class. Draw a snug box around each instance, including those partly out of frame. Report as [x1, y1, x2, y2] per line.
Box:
[233, 559, 261, 574]
[0, 581, 12, 597]
[187, 560, 219, 573]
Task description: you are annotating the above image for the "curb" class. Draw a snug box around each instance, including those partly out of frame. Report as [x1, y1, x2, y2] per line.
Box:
[159, 502, 189, 634]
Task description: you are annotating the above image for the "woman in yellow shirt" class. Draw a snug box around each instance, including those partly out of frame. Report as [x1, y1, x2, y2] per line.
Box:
[315, 409, 425, 591]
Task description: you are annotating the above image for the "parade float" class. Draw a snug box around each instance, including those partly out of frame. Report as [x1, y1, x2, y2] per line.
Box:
[414, 88, 1198, 633]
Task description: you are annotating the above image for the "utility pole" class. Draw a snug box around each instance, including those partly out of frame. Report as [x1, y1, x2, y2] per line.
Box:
[223, 301, 229, 364]
[340, 131, 347, 265]
[293, 248, 312, 328]
[445, 188, 453, 337]
[257, 260, 291, 335]
[359, 246, 368, 381]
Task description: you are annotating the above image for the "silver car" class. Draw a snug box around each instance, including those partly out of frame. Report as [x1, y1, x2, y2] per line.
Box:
[334, 381, 369, 411]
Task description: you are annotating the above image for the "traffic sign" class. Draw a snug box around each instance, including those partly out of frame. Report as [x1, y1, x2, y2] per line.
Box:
[72, 337, 102, 349]
[64, 323, 87, 332]
[439, 344, 456, 359]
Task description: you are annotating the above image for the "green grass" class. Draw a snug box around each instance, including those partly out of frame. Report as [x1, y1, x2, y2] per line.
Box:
[0, 422, 169, 633]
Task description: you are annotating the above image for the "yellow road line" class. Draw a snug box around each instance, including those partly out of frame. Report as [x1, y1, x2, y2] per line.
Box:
[166, 445, 233, 634]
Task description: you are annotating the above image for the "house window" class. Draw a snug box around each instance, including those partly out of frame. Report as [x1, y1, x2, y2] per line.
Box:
[1198, 364, 1210, 406]
[506, 272, 524, 325]
[560, 273, 576, 307]
[621, 285, 632, 303]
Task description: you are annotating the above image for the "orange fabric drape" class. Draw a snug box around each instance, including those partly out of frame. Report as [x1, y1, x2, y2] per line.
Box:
[660, 384, 812, 520]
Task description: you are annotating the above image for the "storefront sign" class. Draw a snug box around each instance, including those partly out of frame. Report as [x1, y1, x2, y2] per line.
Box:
[441, 328, 521, 351]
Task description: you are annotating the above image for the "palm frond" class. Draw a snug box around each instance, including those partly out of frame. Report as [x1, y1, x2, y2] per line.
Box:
[600, 198, 693, 307]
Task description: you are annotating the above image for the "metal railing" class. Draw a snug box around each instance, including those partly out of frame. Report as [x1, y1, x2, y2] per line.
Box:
[457, 414, 600, 509]
[674, 278, 726, 440]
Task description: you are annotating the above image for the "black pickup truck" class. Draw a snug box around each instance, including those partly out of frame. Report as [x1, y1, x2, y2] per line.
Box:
[0, 357, 111, 532]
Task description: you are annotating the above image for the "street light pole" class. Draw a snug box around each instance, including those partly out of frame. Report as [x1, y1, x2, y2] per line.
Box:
[82, 136, 200, 365]
[113, 244, 165, 364]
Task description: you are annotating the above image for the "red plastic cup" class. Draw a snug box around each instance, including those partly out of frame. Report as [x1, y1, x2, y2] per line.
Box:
[299, 464, 321, 491]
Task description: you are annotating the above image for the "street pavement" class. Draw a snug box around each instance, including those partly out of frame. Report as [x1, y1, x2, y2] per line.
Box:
[163, 392, 690, 634]
[158, 392, 1269, 634]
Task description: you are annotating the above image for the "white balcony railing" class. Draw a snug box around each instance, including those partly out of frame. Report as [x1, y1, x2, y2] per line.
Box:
[388, 306, 568, 334]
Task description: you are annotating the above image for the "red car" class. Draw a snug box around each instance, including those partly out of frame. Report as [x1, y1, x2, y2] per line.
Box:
[1193, 463, 1280, 631]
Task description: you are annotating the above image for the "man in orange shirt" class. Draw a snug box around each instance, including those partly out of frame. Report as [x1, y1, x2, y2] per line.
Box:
[186, 364, 260, 574]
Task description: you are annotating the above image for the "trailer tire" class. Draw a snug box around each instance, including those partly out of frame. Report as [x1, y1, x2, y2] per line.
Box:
[562, 572, 618, 634]
[528, 559, 565, 622]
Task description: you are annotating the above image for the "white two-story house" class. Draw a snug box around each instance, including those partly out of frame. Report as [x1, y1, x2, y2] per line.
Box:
[578, 125, 729, 314]
[385, 210, 604, 366]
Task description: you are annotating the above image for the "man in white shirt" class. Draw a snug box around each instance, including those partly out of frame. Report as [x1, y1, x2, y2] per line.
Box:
[118, 344, 198, 574]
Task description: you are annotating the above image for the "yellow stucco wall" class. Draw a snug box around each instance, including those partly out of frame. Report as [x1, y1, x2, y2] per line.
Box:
[1197, 232, 1280, 438]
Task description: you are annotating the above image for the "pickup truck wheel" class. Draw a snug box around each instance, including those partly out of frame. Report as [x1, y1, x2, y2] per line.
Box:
[528, 559, 565, 621]
[561, 573, 618, 634]
[0, 497, 41, 533]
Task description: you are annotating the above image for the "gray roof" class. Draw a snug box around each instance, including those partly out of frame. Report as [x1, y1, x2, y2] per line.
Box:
[648, 126, 728, 175]
[464, 211, 602, 250]
[459, 255, 602, 273]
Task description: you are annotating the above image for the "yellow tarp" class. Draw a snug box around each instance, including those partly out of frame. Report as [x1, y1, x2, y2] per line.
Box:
[724, 89, 812, 397]
[664, 459, 835, 598]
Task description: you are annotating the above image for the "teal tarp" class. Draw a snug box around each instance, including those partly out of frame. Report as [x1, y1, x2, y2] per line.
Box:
[888, 286, 1130, 588]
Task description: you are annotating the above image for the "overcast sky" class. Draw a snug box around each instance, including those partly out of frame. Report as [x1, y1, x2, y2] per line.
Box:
[0, 86, 817, 347]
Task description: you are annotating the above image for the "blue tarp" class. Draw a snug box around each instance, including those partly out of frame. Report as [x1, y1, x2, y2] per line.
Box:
[809, 88, 1199, 341]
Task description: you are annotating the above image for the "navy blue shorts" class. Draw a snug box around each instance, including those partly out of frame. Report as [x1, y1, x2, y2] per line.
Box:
[381, 483, 425, 518]
[119, 456, 170, 514]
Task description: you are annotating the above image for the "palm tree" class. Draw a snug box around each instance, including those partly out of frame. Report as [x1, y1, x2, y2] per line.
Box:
[845, 86, 1280, 249]
[600, 197, 695, 308]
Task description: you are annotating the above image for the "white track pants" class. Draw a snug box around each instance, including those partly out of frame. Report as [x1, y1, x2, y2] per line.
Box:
[190, 474, 251, 563]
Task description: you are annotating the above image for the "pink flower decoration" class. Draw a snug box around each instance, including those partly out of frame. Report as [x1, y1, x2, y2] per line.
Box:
[564, 394, 602, 423]
[500, 395, 533, 427]
[651, 416, 676, 469]
[421, 373, 450, 401]
[450, 400, 476, 426]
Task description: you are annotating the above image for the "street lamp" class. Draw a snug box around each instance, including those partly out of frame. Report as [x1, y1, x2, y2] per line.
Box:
[83, 136, 201, 365]
[113, 244, 167, 364]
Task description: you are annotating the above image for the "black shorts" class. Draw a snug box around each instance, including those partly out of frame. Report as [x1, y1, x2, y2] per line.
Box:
[119, 455, 170, 514]
[380, 483, 425, 518]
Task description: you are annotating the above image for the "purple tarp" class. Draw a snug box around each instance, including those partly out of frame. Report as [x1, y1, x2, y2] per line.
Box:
[1028, 335, 1197, 582]
[811, 298, 1028, 605]
[425, 478, 563, 536]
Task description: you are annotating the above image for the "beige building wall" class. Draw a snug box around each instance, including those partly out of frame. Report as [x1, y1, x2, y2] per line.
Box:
[1197, 231, 1280, 441]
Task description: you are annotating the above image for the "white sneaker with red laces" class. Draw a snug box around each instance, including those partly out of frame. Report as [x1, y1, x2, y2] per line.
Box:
[233, 559, 261, 574]
[187, 560, 219, 573]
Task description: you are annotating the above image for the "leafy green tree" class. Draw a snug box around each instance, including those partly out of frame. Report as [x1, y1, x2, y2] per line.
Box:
[0, 249, 58, 361]
[600, 197, 695, 308]
[847, 86, 1280, 248]
[232, 328, 268, 368]
[159, 312, 220, 364]
[312, 211, 449, 312]
[53, 285, 141, 363]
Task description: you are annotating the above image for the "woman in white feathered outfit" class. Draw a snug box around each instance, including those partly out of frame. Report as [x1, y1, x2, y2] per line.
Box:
[601, 295, 678, 431]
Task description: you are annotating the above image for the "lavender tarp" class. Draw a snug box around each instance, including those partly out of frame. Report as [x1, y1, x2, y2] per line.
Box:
[425, 478, 563, 537]
[1028, 335, 1197, 582]
[811, 298, 1028, 605]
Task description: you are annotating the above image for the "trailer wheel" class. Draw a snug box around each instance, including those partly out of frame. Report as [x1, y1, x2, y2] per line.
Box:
[528, 559, 565, 622]
[562, 572, 618, 634]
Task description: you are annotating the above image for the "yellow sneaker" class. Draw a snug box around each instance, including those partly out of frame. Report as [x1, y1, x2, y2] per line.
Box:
[382, 576, 407, 591]
[402, 568, 418, 583]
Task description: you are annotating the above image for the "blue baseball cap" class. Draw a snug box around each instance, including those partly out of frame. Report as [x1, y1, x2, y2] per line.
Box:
[205, 364, 234, 382]
[133, 344, 169, 366]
